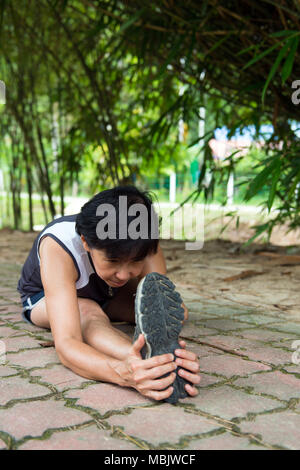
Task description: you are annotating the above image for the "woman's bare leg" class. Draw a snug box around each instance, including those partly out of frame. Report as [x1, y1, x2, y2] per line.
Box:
[29, 279, 139, 360]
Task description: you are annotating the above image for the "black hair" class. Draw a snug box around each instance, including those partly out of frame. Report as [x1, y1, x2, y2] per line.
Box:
[75, 185, 159, 261]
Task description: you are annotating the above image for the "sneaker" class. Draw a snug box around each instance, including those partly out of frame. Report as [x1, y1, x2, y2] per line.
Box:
[134, 272, 189, 404]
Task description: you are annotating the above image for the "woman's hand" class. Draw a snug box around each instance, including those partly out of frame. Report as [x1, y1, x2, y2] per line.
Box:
[175, 340, 201, 396]
[116, 334, 177, 401]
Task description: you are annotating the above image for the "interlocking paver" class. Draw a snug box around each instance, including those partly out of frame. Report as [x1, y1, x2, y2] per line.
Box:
[181, 325, 220, 336]
[18, 425, 139, 450]
[283, 365, 300, 374]
[197, 373, 223, 388]
[0, 399, 90, 440]
[270, 323, 300, 336]
[232, 328, 297, 343]
[187, 302, 248, 318]
[238, 411, 300, 450]
[184, 310, 217, 321]
[244, 347, 293, 366]
[180, 292, 203, 302]
[195, 319, 254, 331]
[0, 365, 18, 377]
[7, 347, 60, 368]
[65, 383, 151, 415]
[15, 322, 46, 333]
[186, 385, 282, 421]
[3, 336, 42, 352]
[30, 364, 91, 391]
[107, 406, 221, 446]
[0, 375, 50, 405]
[1, 246, 300, 450]
[0, 438, 7, 450]
[186, 431, 267, 450]
[199, 334, 263, 356]
[0, 326, 20, 337]
[234, 314, 282, 325]
[200, 354, 271, 377]
[3, 294, 23, 303]
[0, 287, 16, 295]
[0, 304, 18, 312]
[3, 315, 26, 325]
[179, 341, 223, 358]
[0, 305, 18, 314]
[233, 371, 300, 400]
[180, 323, 218, 337]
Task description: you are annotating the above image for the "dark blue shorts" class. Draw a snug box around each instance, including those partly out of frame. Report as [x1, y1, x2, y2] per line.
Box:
[22, 290, 45, 325]
[21, 291, 111, 326]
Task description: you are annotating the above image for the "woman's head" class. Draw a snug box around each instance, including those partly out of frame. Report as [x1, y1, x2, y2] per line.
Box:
[75, 185, 159, 286]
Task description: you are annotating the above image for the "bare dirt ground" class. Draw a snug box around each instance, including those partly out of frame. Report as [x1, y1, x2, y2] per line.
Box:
[162, 216, 300, 320]
[1, 214, 299, 320]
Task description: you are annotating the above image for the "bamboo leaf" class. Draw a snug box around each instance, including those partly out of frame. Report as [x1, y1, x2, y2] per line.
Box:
[288, 168, 300, 198]
[118, 8, 146, 34]
[281, 36, 299, 83]
[267, 159, 281, 211]
[243, 32, 299, 71]
[262, 39, 291, 103]
[243, 222, 271, 247]
[245, 157, 280, 201]
[237, 44, 258, 56]
[157, 37, 182, 78]
[242, 43, 279, 70]
[205, 33, 231, 57]
[269, 30, 298, 38]
[185, 28, 196, 65]
[187, 129, 214, 148]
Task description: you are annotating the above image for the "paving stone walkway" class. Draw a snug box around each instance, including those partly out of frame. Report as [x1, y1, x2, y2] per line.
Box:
[0, 261, 300, 450]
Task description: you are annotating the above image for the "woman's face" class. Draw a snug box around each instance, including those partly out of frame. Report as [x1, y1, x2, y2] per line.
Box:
[81, 236, 145, 287]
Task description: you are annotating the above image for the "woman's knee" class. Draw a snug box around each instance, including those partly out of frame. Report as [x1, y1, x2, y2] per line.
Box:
[78, 297, 109, 325]
[30, 297, 50, 329]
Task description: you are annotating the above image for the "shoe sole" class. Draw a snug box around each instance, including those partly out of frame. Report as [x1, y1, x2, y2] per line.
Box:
[134, 272, 189, 404]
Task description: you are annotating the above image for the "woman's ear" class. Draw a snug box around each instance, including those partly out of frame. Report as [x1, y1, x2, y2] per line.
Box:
[80, 235, 90, 252]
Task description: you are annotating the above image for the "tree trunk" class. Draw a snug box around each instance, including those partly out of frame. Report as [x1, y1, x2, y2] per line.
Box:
[36, 122, 56, 219]
[24, 146, 34, 231]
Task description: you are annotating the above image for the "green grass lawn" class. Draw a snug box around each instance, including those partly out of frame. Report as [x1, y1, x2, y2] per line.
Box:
[0, 189, 272, 240]
[149, 185, 271, 207]
[0, 194, 61, 231]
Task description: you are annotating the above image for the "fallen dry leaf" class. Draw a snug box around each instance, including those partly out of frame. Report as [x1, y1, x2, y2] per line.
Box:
[256, 251, 280, 257]
[223, 270, 266, 282]
[273, 304, 291, 311]
[39, 341, 55, 348]
[257, 252, 300, 265]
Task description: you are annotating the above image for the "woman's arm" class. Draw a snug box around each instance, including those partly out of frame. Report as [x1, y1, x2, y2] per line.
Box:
[39, 237, 176, 400]
[139, 242, 167, 277]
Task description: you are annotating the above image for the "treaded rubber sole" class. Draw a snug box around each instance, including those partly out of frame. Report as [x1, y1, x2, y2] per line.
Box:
[134, 272, 189, 404]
